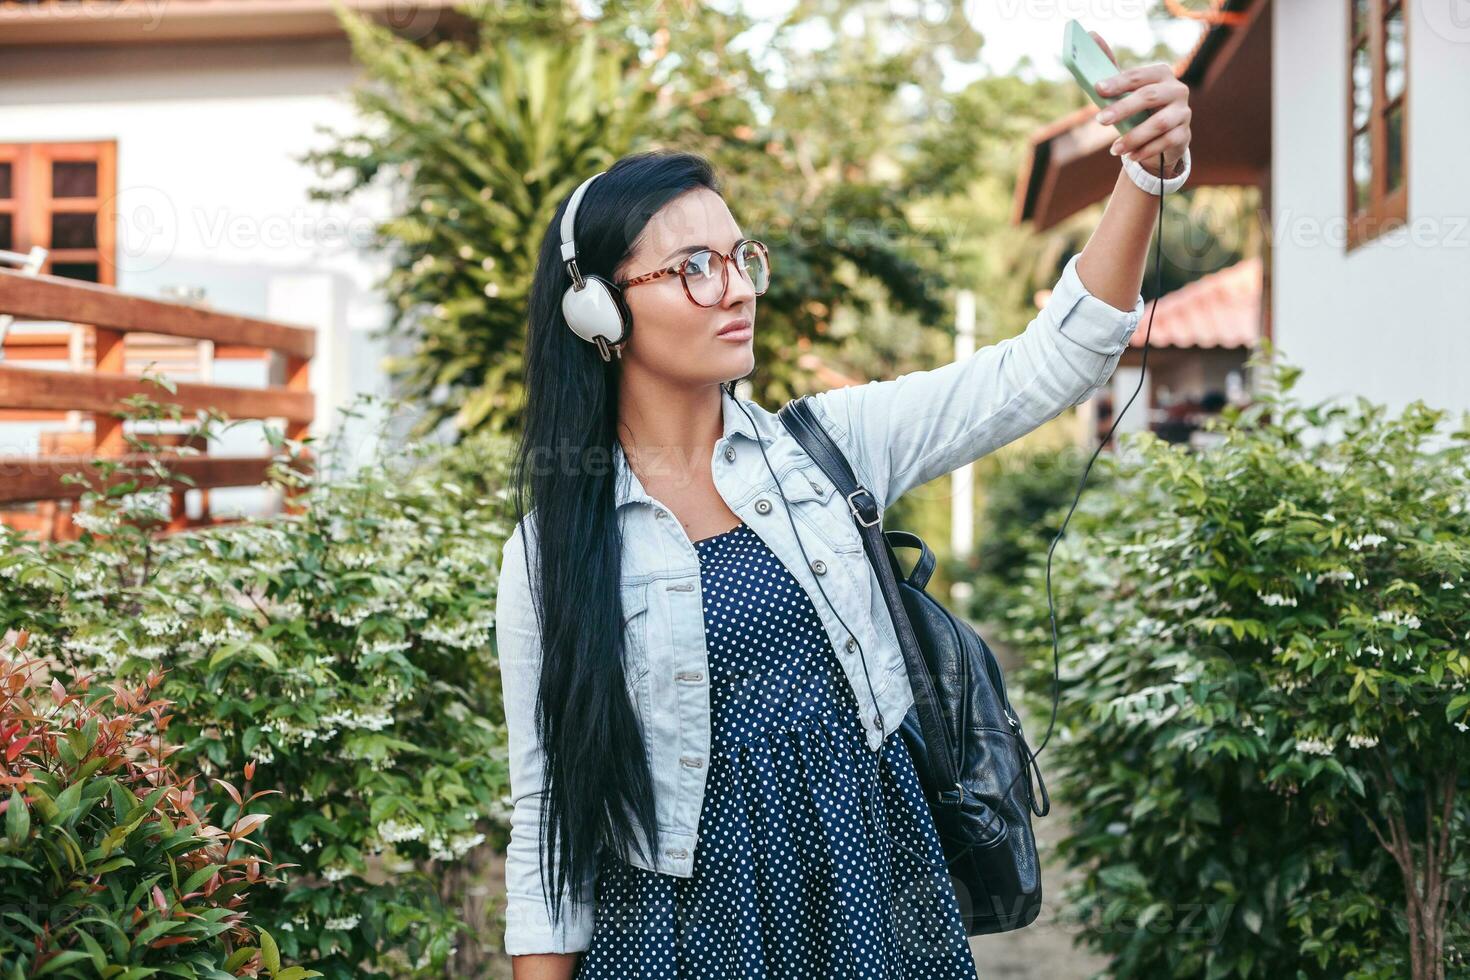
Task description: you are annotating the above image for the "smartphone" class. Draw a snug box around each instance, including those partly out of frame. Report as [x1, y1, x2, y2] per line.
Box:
[1062, 19, 1150, 134]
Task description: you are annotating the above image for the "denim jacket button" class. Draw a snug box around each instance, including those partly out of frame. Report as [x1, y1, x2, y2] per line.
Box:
[845, 636, 858, 651]
[724, 446, 736, 462]
[755, 498, 772, 514]
[811, 559, 827, 575]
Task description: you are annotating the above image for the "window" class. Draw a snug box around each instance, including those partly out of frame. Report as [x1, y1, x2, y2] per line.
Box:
[0, 142, 116, 284]
[1347, 0, 1407, 250]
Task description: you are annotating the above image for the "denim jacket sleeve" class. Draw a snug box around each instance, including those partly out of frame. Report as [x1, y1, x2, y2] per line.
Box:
[808, 252, 1143, 510]
[495, 519, 599, 955]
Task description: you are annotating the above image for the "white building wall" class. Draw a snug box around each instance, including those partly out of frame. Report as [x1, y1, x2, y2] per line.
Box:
[1272, 1, 1470, 423]
[0, 37, 408, 514]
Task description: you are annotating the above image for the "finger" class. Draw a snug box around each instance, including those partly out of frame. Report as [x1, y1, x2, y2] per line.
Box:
[1112, 104, 1189, 158]
[1114, 103, 1190, 156]
[1089, 31, 1119, 68]
[1097, 80, 1187, 128]
[1095, 63, 1174, 97]
[1124, 127, 1191, 171]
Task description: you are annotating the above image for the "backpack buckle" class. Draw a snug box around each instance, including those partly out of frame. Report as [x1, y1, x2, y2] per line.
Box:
[845, 487, 881, 527]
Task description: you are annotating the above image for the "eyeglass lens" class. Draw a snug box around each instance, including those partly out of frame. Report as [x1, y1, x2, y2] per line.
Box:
[684, 242, 770, 307]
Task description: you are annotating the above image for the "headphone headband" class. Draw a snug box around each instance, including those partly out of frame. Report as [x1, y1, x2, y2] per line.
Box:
[559, 171, 606, 270]
[557, 169, 629, 361]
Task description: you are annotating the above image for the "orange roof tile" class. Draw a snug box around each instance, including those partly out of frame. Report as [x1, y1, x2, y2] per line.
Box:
[1133, 257, 1262, 349]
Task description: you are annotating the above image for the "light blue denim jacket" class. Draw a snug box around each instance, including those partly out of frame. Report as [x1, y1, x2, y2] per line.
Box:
[494, 253, 1143, 955]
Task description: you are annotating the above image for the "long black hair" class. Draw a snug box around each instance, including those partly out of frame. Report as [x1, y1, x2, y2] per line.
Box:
[507, 148, 722, 928]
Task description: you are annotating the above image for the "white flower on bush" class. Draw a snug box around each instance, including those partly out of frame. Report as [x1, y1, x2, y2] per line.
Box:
[377, 818, 425, 843]
[72, 509, 120, 534]
[361, 636, 412, 656]
[261, 717, 338, 747]
[1346, 533, 1387, 551]
[64, 632, 120, 661]
[1346, 733, 1379, 749]
[1107, 683, 1183, 728]
[324, 914, 361, 932]
[199, 619, 252, 647]
[321, 864, 352, 882]
[1376, 609, 1422, 630]
[428, 830, 486, 861]
[1258, 592, 1298, 607]
[422, 613, 494, 650]
[1295, 736, 1335, 757]
[139, 613, 186, 637]
[1442, 581, 1456, 590]
[1318, 568, 1356, 584]
[320, 707, 394, 732]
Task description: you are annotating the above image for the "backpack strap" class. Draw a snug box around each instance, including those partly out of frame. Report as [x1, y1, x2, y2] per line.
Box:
[777, 395, 961, 795]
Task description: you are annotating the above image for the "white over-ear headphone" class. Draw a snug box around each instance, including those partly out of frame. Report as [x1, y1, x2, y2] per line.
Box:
[559, 171, 633, 362]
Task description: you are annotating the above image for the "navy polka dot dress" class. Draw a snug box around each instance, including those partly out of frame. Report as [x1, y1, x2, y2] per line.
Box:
[574, 520, 977, 979]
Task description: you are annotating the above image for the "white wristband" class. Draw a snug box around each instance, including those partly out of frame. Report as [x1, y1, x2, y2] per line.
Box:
[1122, 147, 1190, 195]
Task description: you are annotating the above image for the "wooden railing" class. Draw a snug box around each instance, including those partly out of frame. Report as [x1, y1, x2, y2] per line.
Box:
[0, 267, 315, 541]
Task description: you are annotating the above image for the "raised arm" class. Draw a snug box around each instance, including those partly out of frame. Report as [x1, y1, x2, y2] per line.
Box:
[808, 252, 1143, 511]
[809, 46, 1192, 511]
[496, 520, 597, 970]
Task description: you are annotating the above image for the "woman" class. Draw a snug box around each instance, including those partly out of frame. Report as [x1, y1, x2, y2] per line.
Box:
[496, 53, 1192, 980]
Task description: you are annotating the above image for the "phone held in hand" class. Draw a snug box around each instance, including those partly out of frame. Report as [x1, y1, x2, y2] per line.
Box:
[1062, 19, 1150, 134]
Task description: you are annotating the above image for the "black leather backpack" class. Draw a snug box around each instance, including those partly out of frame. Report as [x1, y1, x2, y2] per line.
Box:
[779, 395, 1052, 935]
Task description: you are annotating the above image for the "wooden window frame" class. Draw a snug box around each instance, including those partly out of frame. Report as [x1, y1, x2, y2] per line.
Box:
[0, 141, 117, 284]
[1346, 0, 1408, 252]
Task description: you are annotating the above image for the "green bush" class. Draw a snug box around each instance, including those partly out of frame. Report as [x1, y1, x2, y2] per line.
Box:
[1000, 353, 1469, 979]
[0, 651, 295, 978]
[0, 388, 520, 978]
[966, 444, 1105, 620]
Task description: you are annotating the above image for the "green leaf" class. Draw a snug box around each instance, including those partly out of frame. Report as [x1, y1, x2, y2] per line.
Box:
[180, 863, 223, 895]
[75, 928, 107, 973]
[1448, 694, 1470, 722]
[249, 642, 280, 669]
[6, 788, 29, 846]
[259, 928, 281, 974]
[222, 948, 257, 973]
[53, 779, 84, 819]
[135, 919, 185, 946]
[35, 951, 96, 976]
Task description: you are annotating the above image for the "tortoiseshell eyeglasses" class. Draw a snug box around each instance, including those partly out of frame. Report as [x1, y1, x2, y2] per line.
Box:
[615, 239, 771, 308]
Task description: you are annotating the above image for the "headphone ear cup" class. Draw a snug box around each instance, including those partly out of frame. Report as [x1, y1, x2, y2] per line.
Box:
[561, 275, 629, 348]
[608, 279, 633, 345]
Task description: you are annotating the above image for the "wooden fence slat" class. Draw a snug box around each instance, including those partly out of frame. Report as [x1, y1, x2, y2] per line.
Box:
[0, 454, 309, 504]
[0, 364, 314, 424]
[0, 267, 316, 359]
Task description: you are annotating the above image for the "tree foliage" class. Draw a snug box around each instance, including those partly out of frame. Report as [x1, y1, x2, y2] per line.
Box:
[1001, 347, 1470, 979]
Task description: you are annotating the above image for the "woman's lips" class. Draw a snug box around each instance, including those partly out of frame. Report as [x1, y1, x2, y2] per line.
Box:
[717, 318, 753, 342]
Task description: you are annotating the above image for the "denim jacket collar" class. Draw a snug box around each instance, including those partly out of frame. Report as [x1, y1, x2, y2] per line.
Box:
[613, 386, 769, 510]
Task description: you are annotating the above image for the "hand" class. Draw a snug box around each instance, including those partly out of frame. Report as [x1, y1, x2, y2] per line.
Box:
[1088, 31, 1192, 178]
